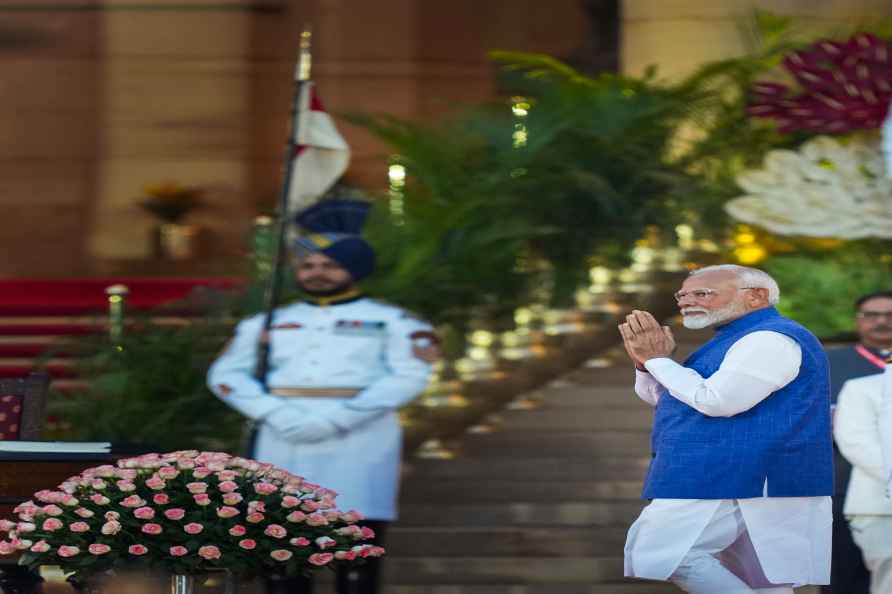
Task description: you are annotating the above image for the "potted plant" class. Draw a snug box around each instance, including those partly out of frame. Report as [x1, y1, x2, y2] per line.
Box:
[139, 182, 204, 259]
[0, 451, 382, 593]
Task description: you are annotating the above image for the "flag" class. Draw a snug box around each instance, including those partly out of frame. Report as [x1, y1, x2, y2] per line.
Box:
[287, 82, 351, 211]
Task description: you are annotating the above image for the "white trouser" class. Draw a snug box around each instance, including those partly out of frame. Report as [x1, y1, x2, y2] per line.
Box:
[849, 515, 892, 594]
[671, 501, 794, 594]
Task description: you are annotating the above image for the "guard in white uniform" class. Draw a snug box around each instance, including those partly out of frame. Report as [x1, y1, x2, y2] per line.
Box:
[207, 199, 435, 594]
[619, 265, 833, 594]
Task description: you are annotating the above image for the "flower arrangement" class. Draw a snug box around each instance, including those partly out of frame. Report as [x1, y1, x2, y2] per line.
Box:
[0, 451, 383, 585]
[139, 181, 203, 224]
[748, 33, 892, 134]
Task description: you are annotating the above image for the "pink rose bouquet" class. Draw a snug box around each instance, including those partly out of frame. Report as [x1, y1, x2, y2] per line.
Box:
[0, 451, 383, 584]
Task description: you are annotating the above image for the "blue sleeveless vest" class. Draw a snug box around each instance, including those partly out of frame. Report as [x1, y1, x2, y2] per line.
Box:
[642, 307, 833, 499]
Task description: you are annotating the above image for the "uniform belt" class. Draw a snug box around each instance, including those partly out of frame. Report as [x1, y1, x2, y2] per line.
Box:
[270, 387, 360, 398]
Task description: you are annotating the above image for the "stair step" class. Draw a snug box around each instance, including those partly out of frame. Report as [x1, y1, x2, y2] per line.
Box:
[405, 457, 651, 481]
[497, 407, 654, 432]
[537, 386, 647, 408]
[398, 501, 645, 527]
[387, 526, 631, 557]
[381, 556, 624, 584]
[401, 479, 644, 502]
[462, 431, 651, 457]
[383, 583, 680, 594]
[0, 358, 76, 378]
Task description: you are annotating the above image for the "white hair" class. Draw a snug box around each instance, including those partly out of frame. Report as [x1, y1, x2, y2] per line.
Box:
[688, 264, 780, 305]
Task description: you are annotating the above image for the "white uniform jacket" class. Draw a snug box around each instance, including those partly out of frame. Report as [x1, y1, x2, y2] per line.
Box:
[207, 297, 434, 520]
[834, 366, 892, 514]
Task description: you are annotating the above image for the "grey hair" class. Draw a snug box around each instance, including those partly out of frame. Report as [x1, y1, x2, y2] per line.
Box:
[689, 264, 780, 305]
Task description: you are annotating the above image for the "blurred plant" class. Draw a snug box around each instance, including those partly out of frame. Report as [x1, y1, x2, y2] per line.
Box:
[46, 296, 244, 453]
[139, 182, 204, 224]
[764, 248, 892, 338]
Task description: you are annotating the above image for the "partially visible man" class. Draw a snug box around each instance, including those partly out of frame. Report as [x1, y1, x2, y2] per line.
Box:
[621, 264, 833, 594]
[834, 359, 892, 594]
[824, 291, 892, 594]
[207, 199, 437, 594]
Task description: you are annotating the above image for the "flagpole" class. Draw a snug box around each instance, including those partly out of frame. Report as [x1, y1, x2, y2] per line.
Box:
[254, 26, 313, 388]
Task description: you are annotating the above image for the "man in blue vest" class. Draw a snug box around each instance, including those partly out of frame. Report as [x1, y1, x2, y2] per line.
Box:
[620, 264, 833, 594]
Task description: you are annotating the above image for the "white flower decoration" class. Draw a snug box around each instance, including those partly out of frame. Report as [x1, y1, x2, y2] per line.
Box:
[725, 135, 892, 239]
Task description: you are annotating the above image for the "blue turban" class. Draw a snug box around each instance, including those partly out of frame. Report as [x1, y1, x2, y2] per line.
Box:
[292, 199, 376, 282]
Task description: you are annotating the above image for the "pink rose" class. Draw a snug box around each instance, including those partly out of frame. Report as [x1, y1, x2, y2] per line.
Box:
[183, 523, 204, 535]
[193, 494, 211, 506]
[133, 507, 155, 520]
[73, 508, 94, 518]
[0, 541, 15, 555]
[281, 496, 301, 509]
[360, 526, 376, 540]
[198, 545, 221, 560]
[88, 543, 111, 555]
[169, 546, 188, 557]
[228, 525, 246, 537]
[128, 544, 149, 555]
[340, 510, 364, 523]
[216, 470, 237, 481]
[217, 481, 239, 493]
[101, 521, 121, 536]
[246, 512, 264, 524]
[264, 524, 287, 539]
[247, 501, 266, 513]
[158, 467, 179, 479]
[11, 538, 33, 550]
[216, 506, 239, 519]
[104, 511, 120, 521]
[120, 495, 146, 508]
[314, 536, 336, 549]
[30, 540, 50, 553]
[367, 546, 385, 557]
[192, 468, 212, 479]
[57, 545, 80, 558]
[290, 537, 310, 547]
[237, 539, 256, 550]
[144, 477, 166, 490]
[222, 493, 243, 505]
[153, 494, 170, 505]
[186, 482, 208, 494]
[300, 500, 320, 512]
[254, 482, 278, 495]
[69, 522, 90, 533]
[15, 522, 35, 533]
[60, 495, 79, 507]
[305, 513, 328, 527]
[270, 549, 293, 562]
[42, 505, 63, 517]
[0, 520, 15, 532]
[89, 494, 110, 505]
[285, 511, 306, 523]
[164, 508, 186, 521]
[141, 523, 163, 535]
[116, 480, 136, 492]
[308, 552, 333, 566]
[334, 550, 357, 561]
[177, 459, 196, 470]
[90, 479, 108, 490]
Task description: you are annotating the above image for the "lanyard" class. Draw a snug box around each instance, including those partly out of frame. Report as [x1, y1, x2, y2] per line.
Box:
[855, 344, 886, 370]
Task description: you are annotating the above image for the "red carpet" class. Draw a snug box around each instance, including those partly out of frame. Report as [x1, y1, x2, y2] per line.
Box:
[0, 277, 242, 380]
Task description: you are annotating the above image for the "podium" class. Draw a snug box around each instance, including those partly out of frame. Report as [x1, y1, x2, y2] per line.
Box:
[0, 452, 113, 594]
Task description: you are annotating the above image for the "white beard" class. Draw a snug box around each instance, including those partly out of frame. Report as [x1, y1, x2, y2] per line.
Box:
[681, 301, 748, 329]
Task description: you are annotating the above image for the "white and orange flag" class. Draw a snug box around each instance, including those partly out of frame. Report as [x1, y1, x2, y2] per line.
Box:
[287, 82, 351, 211]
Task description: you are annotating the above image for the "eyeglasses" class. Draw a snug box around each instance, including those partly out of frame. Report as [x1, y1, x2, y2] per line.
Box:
[673, 287, 761, 303]
[856, 311, 892, 321]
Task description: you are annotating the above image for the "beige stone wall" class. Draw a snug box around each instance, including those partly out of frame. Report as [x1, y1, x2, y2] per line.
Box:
[622, 0, 892, 79]
[0, 10, 102, 277]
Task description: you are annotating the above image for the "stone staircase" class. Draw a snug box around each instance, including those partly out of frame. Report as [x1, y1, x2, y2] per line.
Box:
[383, 326, 821, 594]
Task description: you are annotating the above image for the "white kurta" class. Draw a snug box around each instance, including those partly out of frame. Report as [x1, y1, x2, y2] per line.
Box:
[624, 331, 833, 587]
[206, 298, 433, 520]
